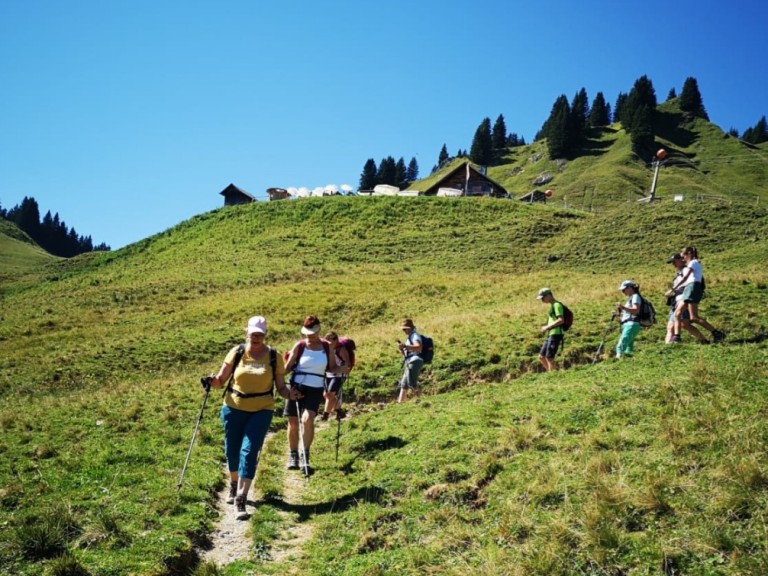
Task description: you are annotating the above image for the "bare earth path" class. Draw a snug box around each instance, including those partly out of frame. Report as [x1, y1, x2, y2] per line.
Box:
[200, 427, 321, 571]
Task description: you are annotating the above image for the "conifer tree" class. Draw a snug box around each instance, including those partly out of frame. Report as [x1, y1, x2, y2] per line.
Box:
[377, 156, 397, 186]
[469, 117, 493, 166]
[613, 92, 627, 123]
[395, 157, 407, 188]
[406, 157, 419, 182]
[679, 77, 709, 120]
[743, 116, 768, 144]
[667, 87, 677, 100]
[622, 75, 657, 131]
[492, 114, 508, 160]
[542, 95, 572, 159]
[359, 158, 378, 191]
[570, 88, 589, 136]
[588, 92, 610, 127]
[438, 144, 449, 166]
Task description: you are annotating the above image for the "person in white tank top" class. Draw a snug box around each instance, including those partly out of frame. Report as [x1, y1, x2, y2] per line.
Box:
[283, 315, 336, 472]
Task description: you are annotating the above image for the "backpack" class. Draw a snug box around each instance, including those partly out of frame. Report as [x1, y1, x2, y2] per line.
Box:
[418, 334, 434, 364]
[223, 344, 277, 399]
[336, 336, 356, 368]
[552, 301, 574, 332]
[637, 295, 657, 328]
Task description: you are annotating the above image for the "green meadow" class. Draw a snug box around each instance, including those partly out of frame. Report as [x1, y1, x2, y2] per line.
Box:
[1, 117, 768, 575]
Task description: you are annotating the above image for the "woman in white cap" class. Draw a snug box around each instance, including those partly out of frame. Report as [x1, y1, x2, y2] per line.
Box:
[206, 315, 293, 519]
[616, 281, 641, 358]
[283, 315, 336, 472]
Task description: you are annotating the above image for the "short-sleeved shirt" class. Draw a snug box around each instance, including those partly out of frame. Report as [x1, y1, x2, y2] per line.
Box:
[223, 345, 285, 412]
[547, 301, 565, 336]
[620, 293, 642, 324]
[405, 331, 423, 360]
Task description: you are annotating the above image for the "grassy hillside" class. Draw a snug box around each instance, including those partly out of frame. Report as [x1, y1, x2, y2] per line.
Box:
[0, 219, 57, 286]
[1, 193, 767, 575]
[411, 101, 768, 213]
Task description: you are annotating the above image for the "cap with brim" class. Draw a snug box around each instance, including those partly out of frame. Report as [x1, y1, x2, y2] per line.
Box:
[246, 316, 267, 335]
[619, 280, 636, 291]
[667, 253, 682, 263]
[536, 288, 552, 300]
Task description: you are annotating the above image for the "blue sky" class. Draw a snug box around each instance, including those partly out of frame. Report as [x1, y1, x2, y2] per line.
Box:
[1, 0, 766, 249]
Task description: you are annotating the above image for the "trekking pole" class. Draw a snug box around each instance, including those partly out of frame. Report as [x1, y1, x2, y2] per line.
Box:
[592, 313, 617, 364]
[177, 378, 212, 490]
[335, 380, 344, 463]
[295, 398, 310, 479]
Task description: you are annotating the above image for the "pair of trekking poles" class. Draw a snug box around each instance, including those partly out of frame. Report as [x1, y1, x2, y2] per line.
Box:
[294, 380, 346, 479]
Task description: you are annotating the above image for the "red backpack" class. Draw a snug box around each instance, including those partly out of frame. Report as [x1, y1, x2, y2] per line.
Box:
[336, 336, 356, 368]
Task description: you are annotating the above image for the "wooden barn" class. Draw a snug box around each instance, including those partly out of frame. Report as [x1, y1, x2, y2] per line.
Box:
[219, 183, 256, 206]
[266, 187, 290, 201]
[422, 161, 509, 197]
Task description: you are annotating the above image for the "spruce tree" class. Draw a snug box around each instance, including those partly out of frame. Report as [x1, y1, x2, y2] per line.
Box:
[588, 92, 610, 127]
[395, 157, 407, 188]
[406, 157, 419, 182]
[469, 117, 493, 166]
[570, 88, 589, 136]
[622, 75, 657, 131]
[679, 76, 708, 120]
[377, 156, 397, 186]
[613, 92, 627, 124]
[438, 144, 449, 166]
[542, 95, 572, 159]
[359, 158, 378, 191]
[667, 87, 677, 100]
[492, 114, 508, 160]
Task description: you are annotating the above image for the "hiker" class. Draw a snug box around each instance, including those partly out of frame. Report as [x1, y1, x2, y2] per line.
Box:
[321, 331, 352, 421]
[672, 246, 726, 343]
[664, 253, 707, 344]
[616, 280, 642, 358]
[205, 315, 292, 520]
[284, 315, 336, 472]
[396, 318, 423, 403]
[536, 287, 565, 371]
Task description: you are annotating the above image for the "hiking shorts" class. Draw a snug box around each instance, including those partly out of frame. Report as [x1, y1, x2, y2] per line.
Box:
[399, 356, 424, 390]
[682, 281, 704, 304]
[283, 385, 324, 416]
[539, 334, 563, 359]
[325, 375, 346, 394]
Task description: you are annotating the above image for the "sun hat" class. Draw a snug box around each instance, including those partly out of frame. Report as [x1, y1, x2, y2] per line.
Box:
[301, 315, 321, 335]
[666, 253, 683, 263]
[619, 280, 637, 291]
[536, 287, 553, 300]
[246, 316, 267, 335]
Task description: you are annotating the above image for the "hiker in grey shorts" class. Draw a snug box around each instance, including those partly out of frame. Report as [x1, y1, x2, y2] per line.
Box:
[397, 318, 423, 403]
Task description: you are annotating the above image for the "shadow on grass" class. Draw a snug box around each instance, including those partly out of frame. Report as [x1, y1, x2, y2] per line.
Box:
[264, 484, 388, 522]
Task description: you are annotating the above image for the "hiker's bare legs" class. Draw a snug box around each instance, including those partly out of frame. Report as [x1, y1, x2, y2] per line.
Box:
[539, 355, 556, 372]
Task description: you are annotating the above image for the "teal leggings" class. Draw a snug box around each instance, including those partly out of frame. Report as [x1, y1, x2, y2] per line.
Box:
[616, 322, 641, 357]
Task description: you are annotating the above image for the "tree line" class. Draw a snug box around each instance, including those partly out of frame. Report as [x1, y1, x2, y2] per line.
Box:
[357, 74, 766, 189]
[0, 196, 110, 257]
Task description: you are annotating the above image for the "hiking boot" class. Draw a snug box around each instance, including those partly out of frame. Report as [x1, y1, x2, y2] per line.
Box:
[335, 408, 346, 420]
[226, 481, 237, 504]
[321, 411, 330, 421]
[671, 335, 681, 343]
[235, 495, 248, 520]
[286, 451, 299, 470]
[713, 330, 726, 343]
[698, 339, 710, 345]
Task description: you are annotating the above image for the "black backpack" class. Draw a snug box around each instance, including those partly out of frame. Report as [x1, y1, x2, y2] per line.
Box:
[637, 295, 657, 328]
[418, 334, 434, 364]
